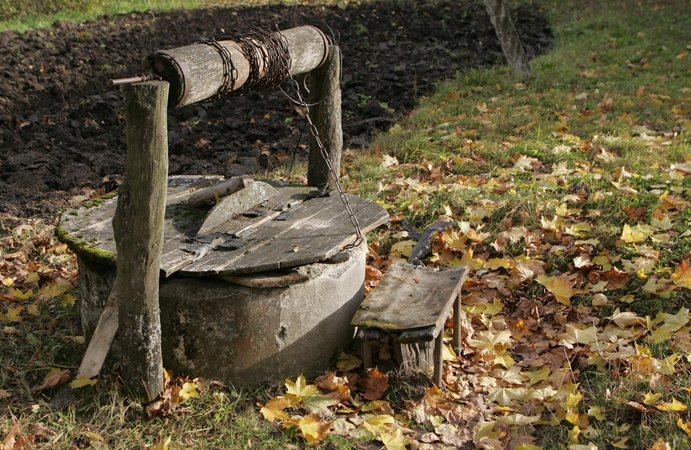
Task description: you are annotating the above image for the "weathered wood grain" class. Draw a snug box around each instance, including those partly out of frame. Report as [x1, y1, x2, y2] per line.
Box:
[60, 179, 388, 278]
[77, 284, 119, 379]
[307, 45, 342, 191]
[113, 81, 168, 400]
[351, 264, 468, 331]
[187, 175, 254, 207]
[140, 26, 330, 108]
[179, 193, 388, 276]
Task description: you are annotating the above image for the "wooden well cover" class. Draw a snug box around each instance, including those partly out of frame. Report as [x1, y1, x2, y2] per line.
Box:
[59, 176, 389, 277]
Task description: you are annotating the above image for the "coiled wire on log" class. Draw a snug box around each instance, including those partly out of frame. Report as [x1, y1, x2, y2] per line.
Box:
[195, 26, 291, 100]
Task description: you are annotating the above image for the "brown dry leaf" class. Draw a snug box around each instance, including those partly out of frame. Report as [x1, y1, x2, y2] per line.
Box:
[314, 373, 351, 401]
[648, 438, 671, 450]
[359, 367, 389, 401]
[601, 268, 629, 289]
[671, 259, 691, 288]
[34, 369, 70, 393]
[1, 421, 19, 450]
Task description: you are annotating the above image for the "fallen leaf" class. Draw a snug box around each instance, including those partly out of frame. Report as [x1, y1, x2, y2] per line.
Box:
[360, 367, 389, 401]
[677, 418, 691, 436]
[536, 273, 578, 305]
[36, 369, 71, 392]
[260, 397, 291, 422]
[336, 352, 362, 371]
[655, 398, 687, 411]
[1, 421, 20, 450]
[70, 376, 97, 389]
[284, 374, 318, 405]
[380, 427, 412, 450]
[283, 413, 332, 445]
[362, 414, 394, 435]
[671, 260, 691, 288]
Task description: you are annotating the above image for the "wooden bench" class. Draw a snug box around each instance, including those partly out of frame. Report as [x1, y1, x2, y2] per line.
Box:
[351, 263, 468, 387]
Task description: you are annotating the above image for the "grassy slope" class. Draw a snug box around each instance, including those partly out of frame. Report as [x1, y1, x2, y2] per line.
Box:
[2, 0, 691, 449]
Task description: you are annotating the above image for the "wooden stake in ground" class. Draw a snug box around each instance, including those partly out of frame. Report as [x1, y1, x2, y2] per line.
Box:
[77, 284, 119, 379]
[482, 0, 532, 77]
[307, 45, 343, 191]
[113, 80, 169, 401]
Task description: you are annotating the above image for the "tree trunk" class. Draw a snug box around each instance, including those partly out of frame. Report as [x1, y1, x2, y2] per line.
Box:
[483, 0, 532, 77]
[113, 81, 168, 401]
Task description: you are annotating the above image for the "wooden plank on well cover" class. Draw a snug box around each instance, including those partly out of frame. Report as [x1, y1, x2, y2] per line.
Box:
[59, 176, 388, 278]
[351, 264, 468, 332]
[180, 193, 389, 276]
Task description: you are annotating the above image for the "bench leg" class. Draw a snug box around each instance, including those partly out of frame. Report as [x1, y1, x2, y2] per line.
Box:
[453, 292, 462, 351]
[362, 341, 373, 369]
[433, 331, 444, 388]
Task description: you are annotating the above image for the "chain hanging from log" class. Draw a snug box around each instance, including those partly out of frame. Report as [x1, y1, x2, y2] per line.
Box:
[195, 27, 291, 100]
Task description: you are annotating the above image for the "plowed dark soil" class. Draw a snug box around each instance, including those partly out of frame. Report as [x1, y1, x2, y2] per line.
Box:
[0, 0, 552, 219]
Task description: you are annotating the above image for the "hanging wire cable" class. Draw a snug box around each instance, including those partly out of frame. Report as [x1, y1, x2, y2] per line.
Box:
[195, 26, 291, 100]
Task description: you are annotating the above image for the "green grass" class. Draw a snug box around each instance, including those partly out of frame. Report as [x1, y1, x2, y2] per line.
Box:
[0, 0, 348, 33]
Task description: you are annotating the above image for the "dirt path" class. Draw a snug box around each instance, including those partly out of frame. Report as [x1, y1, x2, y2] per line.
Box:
[0, 0, 552, 219]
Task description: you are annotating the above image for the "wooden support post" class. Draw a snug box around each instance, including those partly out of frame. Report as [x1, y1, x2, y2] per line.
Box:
[453, 292, 462, 351]
[113, 81, 169, 401]
[362, 341, 373, 369]
[307, 45, 343, 191]
[433, 331, 444, 388]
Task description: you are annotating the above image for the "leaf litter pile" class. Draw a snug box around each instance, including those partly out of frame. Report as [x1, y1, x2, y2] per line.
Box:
[3, 0, 691, 448]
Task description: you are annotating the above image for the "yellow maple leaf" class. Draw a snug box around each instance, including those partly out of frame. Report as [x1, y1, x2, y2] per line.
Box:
[488, 387, 528, 406]
[285, 375, 317, 405]
[27, 304, 40, 316]
[389, 240, 416, 258]
[453, 248, 484, 270]
[23, 272, 40, 284]
[40, 282, 67, 299]
[71, 376, 97, 389]
[647, 438, 670, 450]
[567, 425, 580, 444]
[672, 260, 691, 288]
[472, 420, 502, 441]
[284, 413, 332, 445]
[362, 414, 394, 435]
[587, 406, 606, 421]
[179, 381, 199, 402]
[5, 305, 23, 322]
[678, 418, 691, 436]
[467, 330, 512, 354]
[260, 397, 291, 422]
[612, 437, 629, 449]
[484, 258, 512, 270]
[11, 288, 34, 301]
[2, 277, 14, 287]
[621, 223, 649, 243]
[643, 392, 662, 405]
[655, 398, 687, 411]
[523, 367, 550, 387]
[536, 274, 578, 305]
[496, 413, 540, 426]
[60, 293, 77, 307]
[380, 428, 412, 450]
[441, 229, 467, 252]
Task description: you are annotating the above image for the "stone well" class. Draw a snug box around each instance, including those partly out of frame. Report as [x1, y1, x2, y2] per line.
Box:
[59, 176, 388, 384]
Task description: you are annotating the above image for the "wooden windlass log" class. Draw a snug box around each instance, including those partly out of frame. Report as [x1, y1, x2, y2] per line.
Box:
[138, 25, 330, 108]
